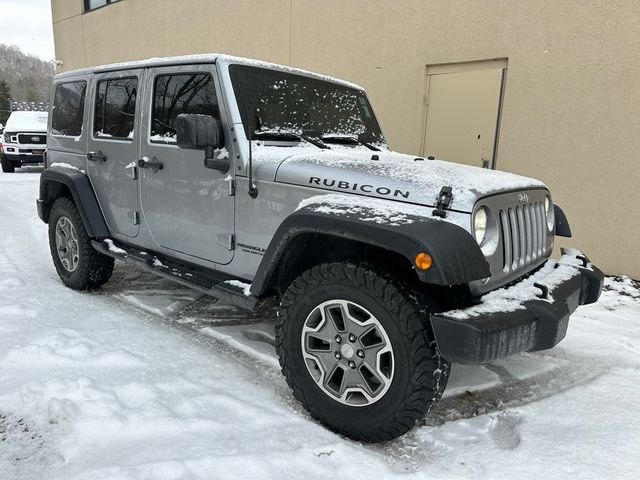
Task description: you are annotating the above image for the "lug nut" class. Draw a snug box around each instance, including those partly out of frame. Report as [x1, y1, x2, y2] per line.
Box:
[334, 335, 342, 344]
[349, 334, 357, 342]
[335, 352, 342, 360]
[348, 361, 356, 369]
[357, 350, 365, 358]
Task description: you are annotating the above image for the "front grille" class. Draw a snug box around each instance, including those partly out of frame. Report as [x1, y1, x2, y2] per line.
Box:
[469, 188, 553, 297]
[17, 133, 46, 145]
[499, 201, 548, 273]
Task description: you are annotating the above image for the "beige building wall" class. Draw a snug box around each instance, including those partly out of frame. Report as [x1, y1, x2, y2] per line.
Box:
[51, 0, 640, 279]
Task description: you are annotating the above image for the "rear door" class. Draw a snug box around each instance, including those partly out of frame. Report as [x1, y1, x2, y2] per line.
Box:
[138, 64, 235, 264]
[87, 70, 143, 238]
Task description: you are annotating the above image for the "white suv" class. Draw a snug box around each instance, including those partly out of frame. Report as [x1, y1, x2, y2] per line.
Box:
[1, 111, 48, 172]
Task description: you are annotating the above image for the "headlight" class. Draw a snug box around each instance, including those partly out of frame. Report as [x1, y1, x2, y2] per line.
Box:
[545, 195, 555, 231]
[474, 207, 487, 244]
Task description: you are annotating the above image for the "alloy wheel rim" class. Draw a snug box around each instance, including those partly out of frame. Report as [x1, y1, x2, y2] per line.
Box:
[55, 216, 79, 272]
[301, 299, 394, 406]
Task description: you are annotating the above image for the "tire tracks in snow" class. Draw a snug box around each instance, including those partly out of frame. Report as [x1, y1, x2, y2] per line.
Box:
[101, 263, 611, 443]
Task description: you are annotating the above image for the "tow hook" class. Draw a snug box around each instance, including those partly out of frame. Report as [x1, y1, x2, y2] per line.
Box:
[534, 282, 549, 299]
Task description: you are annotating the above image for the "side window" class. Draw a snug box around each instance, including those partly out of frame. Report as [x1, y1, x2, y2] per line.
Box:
[51, 81, 87, 137]
[150, 73, 218, 144]
[94, 77, 138, 140]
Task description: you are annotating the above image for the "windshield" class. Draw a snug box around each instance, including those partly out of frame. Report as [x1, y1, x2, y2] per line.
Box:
[229, 64, 386, 147]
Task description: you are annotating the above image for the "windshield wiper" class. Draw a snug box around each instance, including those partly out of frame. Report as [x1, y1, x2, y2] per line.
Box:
[253, 130, 330, 149]
[321, 134, 381, 151]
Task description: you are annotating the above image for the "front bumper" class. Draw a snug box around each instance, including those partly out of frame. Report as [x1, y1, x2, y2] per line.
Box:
[3, 152, 44, 164]
[431, 249, 604, 364]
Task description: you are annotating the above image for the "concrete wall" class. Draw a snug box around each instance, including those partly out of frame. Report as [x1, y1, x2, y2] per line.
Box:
[51, 0, 640, 278]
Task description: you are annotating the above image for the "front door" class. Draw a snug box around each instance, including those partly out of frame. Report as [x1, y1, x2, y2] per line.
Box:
[422, 59, 507, 169]
[87, 70, 142, 238]
[139, 65, 235, 264]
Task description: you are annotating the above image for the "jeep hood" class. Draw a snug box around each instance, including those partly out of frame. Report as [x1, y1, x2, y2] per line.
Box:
[272, 149, 546, 213]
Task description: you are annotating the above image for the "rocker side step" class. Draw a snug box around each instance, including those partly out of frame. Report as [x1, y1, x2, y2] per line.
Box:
[92, 239, 259, 311]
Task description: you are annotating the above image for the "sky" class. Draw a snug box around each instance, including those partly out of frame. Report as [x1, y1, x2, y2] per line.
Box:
[0, 0, 55, 60]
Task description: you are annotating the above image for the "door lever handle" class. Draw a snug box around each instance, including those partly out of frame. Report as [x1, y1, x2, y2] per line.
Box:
[138, 156, 163, 173]
[87, 150, 107, 163]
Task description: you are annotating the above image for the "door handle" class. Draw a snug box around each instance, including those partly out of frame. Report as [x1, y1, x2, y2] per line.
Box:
[87, 150, 107, 163]
[138, 156, 163, 173]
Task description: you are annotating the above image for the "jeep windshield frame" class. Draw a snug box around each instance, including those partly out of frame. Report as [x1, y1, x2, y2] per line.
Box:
[228, 64, 387, 148]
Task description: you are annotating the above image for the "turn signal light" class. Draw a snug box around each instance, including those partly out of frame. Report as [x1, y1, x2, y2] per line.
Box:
[414, 252, 432, 270]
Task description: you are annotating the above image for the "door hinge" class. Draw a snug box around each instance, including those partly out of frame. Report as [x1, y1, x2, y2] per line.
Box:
[228, 177, 235, 196]
[128, 210, 140, 225]
[217, 234, 235, 251]
[126, 162, 138, 179]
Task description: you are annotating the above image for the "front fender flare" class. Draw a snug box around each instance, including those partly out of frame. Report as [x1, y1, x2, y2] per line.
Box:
[251, 204, 490, 296]
[38, 167, 109, 238]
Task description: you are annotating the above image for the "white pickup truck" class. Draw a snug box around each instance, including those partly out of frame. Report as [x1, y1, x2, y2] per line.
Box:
[1, 111, 48, 172]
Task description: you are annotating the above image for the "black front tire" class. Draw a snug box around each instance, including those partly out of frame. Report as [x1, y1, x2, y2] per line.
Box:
[276, 262, 449, 442]
[48, 197, 114, 290]
[1, 154, 15, 173]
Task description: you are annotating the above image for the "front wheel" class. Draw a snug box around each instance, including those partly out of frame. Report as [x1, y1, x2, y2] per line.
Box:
[276, 262, 449, 442]
[1, 154, 15, 173]
[48, 197, 114, 290]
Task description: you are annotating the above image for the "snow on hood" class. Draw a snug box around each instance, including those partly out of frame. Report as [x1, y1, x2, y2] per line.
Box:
[4, 111, 48, 133]
[273, 149, 546, 213]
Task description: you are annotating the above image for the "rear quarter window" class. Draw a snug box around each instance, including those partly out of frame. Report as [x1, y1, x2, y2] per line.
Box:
[93, 77, 138, 140]
[51, 81, 87, 137]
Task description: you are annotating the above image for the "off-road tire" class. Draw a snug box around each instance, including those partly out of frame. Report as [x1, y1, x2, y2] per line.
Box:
[48, 197, 114, 289]
[276, 262, 449, 442]
[1, 154, 15, 173]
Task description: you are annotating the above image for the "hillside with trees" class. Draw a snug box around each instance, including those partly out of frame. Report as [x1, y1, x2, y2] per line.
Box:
[0, 44, 55, 124]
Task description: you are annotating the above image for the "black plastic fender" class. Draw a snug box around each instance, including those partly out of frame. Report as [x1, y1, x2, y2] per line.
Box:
[554, 204, 572, 237]
[38, 167, 109, 238]
[250, 205, 491, 295]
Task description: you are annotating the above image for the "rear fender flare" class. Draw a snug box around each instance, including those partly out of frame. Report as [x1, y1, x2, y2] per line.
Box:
[38, 167, 109, 238]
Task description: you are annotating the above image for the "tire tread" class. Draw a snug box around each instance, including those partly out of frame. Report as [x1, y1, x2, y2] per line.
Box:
[48, 197, 114, 290]
[276, 262, 450, 442]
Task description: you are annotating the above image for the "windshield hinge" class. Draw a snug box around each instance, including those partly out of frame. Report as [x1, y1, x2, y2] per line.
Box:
[432, 186, 453, 218]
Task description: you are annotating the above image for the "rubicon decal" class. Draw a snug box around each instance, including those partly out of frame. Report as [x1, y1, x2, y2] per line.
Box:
[309, 177, 410, 199]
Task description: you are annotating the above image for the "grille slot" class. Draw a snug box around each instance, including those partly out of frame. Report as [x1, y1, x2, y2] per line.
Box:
[17, 134, 46, 145]
[500, 201, 547, 272]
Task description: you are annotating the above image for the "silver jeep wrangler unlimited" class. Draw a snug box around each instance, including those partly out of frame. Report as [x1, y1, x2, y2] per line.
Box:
[37, 54, 603, 442]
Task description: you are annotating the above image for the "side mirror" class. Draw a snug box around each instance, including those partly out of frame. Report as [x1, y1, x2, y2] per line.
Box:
[176, 113, 229, 173]
[176, 113, 223, 150]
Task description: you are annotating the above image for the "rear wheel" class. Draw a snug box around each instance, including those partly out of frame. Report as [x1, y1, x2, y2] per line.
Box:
[276, 262, 449, 442]
[1, 154, 15, 173]
[48, 197, 114, 289]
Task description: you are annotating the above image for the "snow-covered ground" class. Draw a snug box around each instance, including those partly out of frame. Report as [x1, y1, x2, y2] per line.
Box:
[1, 169, 639, 479]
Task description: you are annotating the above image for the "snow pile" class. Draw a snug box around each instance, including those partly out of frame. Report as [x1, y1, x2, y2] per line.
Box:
[49, 162, 85, 174]
[297, 192, 457, 227]
[61, 53, 363, 91]
[151, 258, 165, 268]
[149, 133, 177, 144]
[442, 260, 581, 320]
[223, 279, 252, 296]
[104, 239, 127, 255]
[1, 173, 639, 479]
[4, 111, 48, 132]
[277, 150, 545, 212]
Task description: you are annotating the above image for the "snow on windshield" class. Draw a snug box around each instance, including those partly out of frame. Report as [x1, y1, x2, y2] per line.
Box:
[229, 64, 387, 147]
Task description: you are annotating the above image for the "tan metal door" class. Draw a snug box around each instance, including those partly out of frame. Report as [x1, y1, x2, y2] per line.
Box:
[422, 60, 506, 168]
